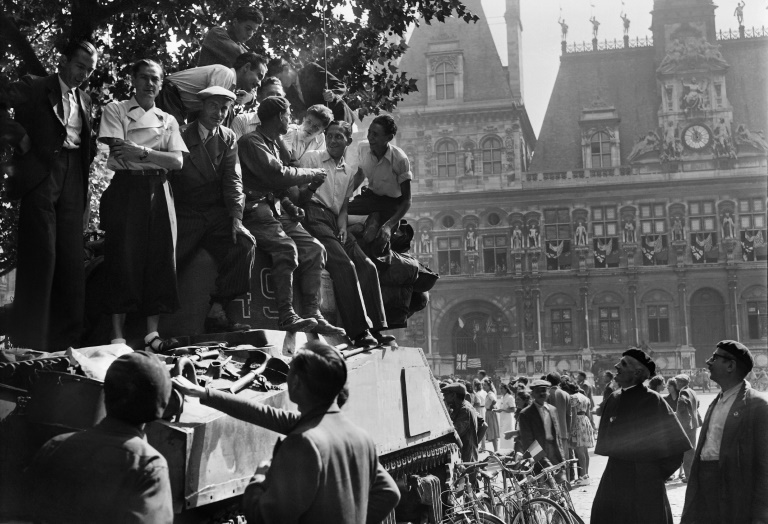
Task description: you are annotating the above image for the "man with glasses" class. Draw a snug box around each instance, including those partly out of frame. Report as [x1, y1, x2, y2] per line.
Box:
[591, 348, 691, 524]
[681, 340, 768, 524]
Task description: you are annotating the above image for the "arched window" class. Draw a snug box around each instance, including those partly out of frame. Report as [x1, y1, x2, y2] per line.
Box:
[481, 136, 502, 174]
[435, 62, 455, 100]
[590, 132, 612, 168]
[436, 140, 457, 177]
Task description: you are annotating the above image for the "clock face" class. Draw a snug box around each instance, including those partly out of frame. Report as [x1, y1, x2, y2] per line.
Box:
[683, 124, 711, 150]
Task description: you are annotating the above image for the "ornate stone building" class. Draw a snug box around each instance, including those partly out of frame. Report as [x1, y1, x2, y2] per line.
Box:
[394, 0, 768, 379]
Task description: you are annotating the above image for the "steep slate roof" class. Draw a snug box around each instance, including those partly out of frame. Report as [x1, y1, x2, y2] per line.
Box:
[398, 0, 513, 107]
[721, 39, 768, 135]
[529, 48, 658, 172]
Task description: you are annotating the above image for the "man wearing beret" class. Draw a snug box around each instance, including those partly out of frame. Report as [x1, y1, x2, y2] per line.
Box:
[681, 340, 768, 524]
[172, 87, 256, 333]
[25, 352, 173, 523]
[441, 382, 480, 462]
[591, 348, 691, 524]
[238, 96, 343, 334]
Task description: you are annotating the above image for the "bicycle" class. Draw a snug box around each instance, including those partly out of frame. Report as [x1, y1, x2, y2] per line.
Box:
[441, 460, 506, 524]
[521, 459, 584, 524]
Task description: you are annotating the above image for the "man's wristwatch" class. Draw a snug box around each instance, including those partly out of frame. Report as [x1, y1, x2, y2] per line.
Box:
[139, 147, 150, 161]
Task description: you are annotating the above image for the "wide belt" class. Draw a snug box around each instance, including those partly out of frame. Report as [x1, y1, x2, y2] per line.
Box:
[114, 169, 165, 176]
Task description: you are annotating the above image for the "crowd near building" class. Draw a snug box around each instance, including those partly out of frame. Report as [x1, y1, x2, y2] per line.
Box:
[394, 0, 768, 381]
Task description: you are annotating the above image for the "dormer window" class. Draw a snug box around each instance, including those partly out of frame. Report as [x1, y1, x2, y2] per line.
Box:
[435, 63, 455, 100]
[590, 132, 612, 168]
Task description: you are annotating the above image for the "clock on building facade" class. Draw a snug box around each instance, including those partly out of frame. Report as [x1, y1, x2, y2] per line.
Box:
[683, 124, 712, 150]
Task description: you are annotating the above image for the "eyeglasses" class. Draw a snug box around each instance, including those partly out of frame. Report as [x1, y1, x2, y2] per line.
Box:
[707, 353, 735, 363]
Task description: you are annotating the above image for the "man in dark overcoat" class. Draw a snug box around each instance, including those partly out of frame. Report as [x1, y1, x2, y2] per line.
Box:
[681, 340, 768, 524]
[3, 40, 98, 350]
[591, 348, 691, 524]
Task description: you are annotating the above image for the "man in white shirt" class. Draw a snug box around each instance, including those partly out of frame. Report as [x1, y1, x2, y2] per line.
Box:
[157, 52, 267, 125]
[348, 115, 412, 254]
[681, 340, 768, 524]
[297, 121, 393, 348]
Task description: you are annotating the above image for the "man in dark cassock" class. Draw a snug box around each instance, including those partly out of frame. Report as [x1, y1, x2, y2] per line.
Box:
[591, 348, 692, 524]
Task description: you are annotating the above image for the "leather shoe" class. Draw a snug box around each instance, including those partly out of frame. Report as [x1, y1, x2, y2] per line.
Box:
[204, 316, 251, 333]
[352, 330, 379, 349]
[145, 335, 181, 354]
[372, 331, 397, 347]
[278, 315, 318, 332]
[310, 316, 346, 336]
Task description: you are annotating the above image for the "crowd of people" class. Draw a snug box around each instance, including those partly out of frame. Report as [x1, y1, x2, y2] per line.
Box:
[440, 340, 768, 524]
[2, 5, 416, 353]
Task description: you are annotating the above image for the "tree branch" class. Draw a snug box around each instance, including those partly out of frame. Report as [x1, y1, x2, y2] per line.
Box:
[0, 9, 47, 76]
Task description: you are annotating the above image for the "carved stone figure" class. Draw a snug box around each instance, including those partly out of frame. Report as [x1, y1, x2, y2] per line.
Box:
[621, 13, 630, 35]
[735, 124, 768, 152]
[528, 223, 540, 248]
[671, 217, 685, 242]
[682, 77, 709, 114]
[464, 151, 474, 176]
[722, 212, 735, 239]
[589, 16, 600, 39]
[465, 225, 477, 251]
[657, 37, 728, 74]
[558, 18, 569, 40]
[713, 118, 736, 159]
[420, 229, 432, 253]
[623, 220, 636, 244]
[575, 221, 588, 246]
[628, 130, 661, 161]
[735, 1, 745, 25]
[662, 121, 683, 162]
[512, 225, 523, 249]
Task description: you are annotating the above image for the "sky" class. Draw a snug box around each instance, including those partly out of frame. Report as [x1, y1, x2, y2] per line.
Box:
[474, 0, 766, 135]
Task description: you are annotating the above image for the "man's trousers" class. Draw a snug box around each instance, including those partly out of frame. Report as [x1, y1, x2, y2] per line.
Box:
[12, 149, 84, 351]
[175, 205, 255, 305]
[302, 202, 386, 338]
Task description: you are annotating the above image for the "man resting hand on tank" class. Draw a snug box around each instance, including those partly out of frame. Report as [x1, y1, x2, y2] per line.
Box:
[172, 341, 400, 523]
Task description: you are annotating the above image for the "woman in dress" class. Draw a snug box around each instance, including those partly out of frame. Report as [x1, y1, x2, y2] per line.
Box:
[562, 380, 595, 483]
[482, 378, 499, 452]
[495, 382, 516, 449]
[664, 377, 679, 411]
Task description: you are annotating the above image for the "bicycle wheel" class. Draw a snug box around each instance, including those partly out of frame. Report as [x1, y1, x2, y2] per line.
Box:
[567, 509, 586, 524]
[511, 498, 571, 524]
[445, 509, 507, 524]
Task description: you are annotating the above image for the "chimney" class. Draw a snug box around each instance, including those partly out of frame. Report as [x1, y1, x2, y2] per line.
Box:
[505, 0, 524, 102]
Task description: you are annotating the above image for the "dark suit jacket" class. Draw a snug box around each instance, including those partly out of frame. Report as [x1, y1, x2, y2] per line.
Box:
[5, 74, 93, 200]
[676, 386, 701, 434]
[681, 382, 768, 524]
[203, 389, 400, 524]
[171, 122, 244, 219]
[285, 62, 355, 124]
[517, 402, 564, 464]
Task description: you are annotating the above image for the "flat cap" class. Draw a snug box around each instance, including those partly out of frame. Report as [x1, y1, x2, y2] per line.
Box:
[717, 340, 754, 372]
[197, 86, 236, 101]
[530, 379, 552, 388]
[104, 351, 171, 424]
[257, 95, 290, 122]
[623, 348, 656, 376]
[674, 373, 690, 382]
[441, 382, 467, 397]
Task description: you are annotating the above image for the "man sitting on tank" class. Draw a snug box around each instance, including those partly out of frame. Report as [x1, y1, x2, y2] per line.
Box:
[172, 340, 400, 523]
[25, 352, 174, 523]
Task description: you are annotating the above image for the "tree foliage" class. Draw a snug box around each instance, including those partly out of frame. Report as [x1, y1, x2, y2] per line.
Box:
[0, 0, 478, 275]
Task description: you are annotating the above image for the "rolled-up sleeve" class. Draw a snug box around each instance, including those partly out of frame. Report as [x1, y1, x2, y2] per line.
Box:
[98, 103, 126, 141]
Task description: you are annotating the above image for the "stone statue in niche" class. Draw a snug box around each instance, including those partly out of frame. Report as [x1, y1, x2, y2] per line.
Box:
[671, 216, 685, 242]
[623, 219, 636, 244]
[420, 229, 432, 253]
[512, 225, 523, 249]
[465, 224, 477, 251]
[682, 77, 709, 114]
[575, 221, 588, 246]
[713, 118, 736, 159]
[722, 212, 735, 239]
[464, 151, 474, 176]
[528, 223, 540, 248]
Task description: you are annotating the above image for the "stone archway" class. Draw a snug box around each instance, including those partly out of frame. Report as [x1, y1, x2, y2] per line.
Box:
[438, 300, 515, 376]
[690, 287, 727, 366]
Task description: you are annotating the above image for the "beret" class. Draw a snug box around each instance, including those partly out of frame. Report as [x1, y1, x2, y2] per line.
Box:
[530, 379, 552, 388]
[717, 340, 754, 372]
[197, 86, 236, 101]
[257, 95, 290, 122]
[104, 351, 171, 424]
[623, 348, 656, 377]
[441, 382, 467, 397]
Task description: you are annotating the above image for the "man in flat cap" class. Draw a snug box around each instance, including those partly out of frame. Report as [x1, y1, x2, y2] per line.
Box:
[517, 379, 565, 472]
[441, 382, 480, 462]
[681, 340, 768, 524]
[172, 86, 255, 333]
[591, 348, 691, 524]
[674, 373, 701, 482]
[25, 352, 173, 523]
[238, 96, 343, 335]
